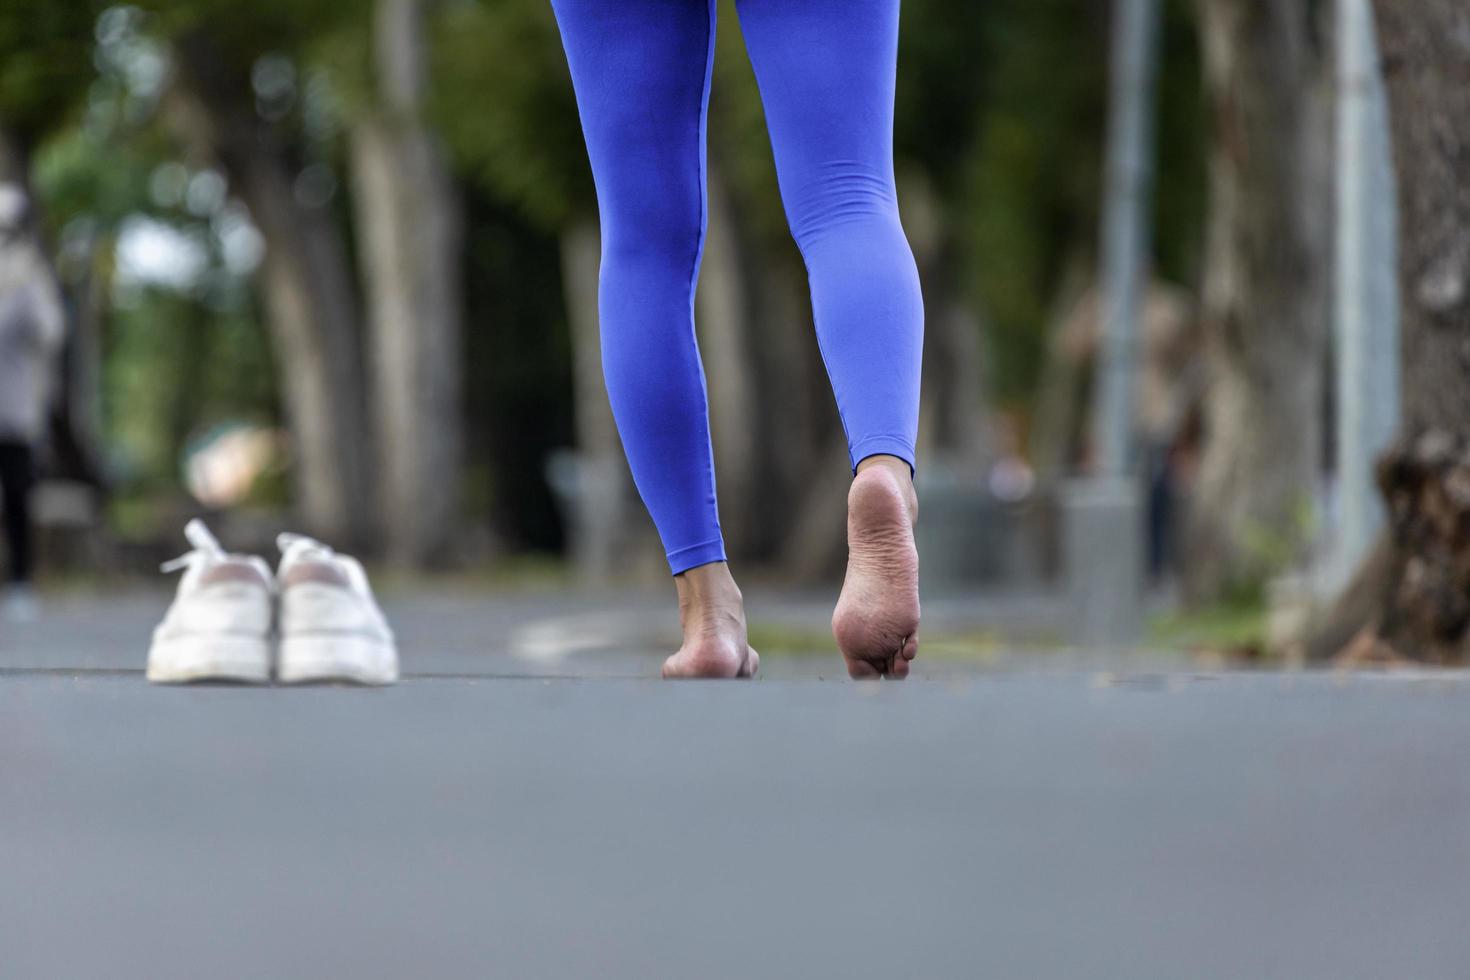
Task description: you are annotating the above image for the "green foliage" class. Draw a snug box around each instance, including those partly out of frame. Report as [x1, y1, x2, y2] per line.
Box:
[962, 0, 1108, 406]
[895, 0, 991, 189]
[104, 288, 278, 487]
[32, 125, 158, 233]
[136, 0, 367, 67]
[1150, 599, 1267, 654]
[429, 0, 592, 229]
[1231, 495, 1321, 603]
[26, 9, 281, 502]
[0, 0, 104, 149]
[945, 0, 1206, 410]
[1152, 0, 1208, 287]
[707, 3, 791, 246]
[36, 126, 279, 493]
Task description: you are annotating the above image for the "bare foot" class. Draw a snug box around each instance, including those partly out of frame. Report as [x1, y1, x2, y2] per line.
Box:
[662, 562, 760, 679]
[832, 457, 920, 680]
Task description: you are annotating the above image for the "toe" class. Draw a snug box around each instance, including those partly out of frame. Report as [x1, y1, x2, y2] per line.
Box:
[846, 657, 883, 680]
[881, 643, 906, 679]
[740, 647, 760, 678]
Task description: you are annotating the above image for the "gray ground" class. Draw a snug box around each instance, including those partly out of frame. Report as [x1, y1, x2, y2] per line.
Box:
[3, 590, 1469, 979]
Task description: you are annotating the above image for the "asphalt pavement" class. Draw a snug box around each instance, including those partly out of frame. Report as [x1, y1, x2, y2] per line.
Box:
[2, 591, 1468, 979]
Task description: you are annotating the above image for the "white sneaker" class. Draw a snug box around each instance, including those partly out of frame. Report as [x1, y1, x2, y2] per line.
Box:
[275, 531, 398, 685]
[146, 520, 274, 684]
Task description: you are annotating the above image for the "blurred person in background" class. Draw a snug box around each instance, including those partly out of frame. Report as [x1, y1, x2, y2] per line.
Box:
[0, 183, 65, 623]
[1136, 284, 1201, 586]
[551, 0, 925, 680]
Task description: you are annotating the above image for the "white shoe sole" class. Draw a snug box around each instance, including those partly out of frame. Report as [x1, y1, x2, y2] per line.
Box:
[146, 633, 272, 684]
[278, 633, 398, 685]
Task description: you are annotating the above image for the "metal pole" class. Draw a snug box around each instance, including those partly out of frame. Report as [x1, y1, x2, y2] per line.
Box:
[1063, 0, 1161, 647]
[1091, 0, 1162, 478]
[1332, 0, 1399, 588]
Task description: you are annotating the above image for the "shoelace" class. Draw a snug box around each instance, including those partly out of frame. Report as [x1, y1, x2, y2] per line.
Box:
[160, 519, 226, 574]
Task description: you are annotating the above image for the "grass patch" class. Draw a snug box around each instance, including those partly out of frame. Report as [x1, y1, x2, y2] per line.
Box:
[1149, 600, 1267, 654]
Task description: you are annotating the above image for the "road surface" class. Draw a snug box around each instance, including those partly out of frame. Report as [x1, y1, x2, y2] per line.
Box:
[1, 593, 1467, 978]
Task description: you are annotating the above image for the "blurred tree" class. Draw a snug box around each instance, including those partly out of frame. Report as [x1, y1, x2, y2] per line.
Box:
[1307, 0, 1470, 663]
[457, 186, 573, 559]
[31, 10, 288, 527]
[962, 0, 1109, 411]
[149, 0, 476, 562]
[156, 0, 377, 546]
[348, 0, 463, 567]
[430, 0, 657, 578]
[0, 0, 102, 178]
[1185, 0, 1332, 602]
[1021, 0, 1207, 492]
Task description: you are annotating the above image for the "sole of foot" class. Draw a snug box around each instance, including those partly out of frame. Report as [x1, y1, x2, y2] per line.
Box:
[662, 640, 760, 680]
[832, 466, 920, 680]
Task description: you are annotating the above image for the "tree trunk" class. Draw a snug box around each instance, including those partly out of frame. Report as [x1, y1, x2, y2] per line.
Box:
[250, 161, 375, 547]
[1186, 0, 1333, 601]
[747, 248, 829, 567]
[903, 169, 992, 474]
[1308, 0, 1470, 663]
[168, 35, 374, 547]
[1374, 1, 1470, 439]
[348, 0, 464, 567]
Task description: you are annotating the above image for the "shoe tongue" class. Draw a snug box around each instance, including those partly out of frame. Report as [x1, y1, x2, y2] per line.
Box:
[277, 532, 335, 570]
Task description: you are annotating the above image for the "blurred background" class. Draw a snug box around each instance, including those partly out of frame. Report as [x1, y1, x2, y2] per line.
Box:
[0, 0, 1451, 665]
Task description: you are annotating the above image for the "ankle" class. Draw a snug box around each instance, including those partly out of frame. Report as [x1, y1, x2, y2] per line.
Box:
[855, 454, 918, 523]
[674, 562, 745, 622]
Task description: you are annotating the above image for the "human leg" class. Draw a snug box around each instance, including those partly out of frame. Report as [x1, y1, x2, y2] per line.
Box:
[737, 0, 924, 677]
[551, 0, 756, 677]
[0, 440, 35, 586]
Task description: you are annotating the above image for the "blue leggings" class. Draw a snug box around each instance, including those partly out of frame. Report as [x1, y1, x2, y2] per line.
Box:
[551, 0, 924, 574]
